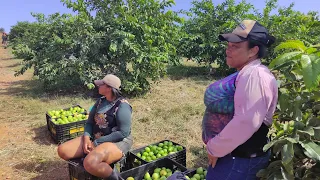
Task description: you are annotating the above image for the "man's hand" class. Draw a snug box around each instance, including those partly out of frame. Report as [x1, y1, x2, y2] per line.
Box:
[83, 136, 92, 154]
[208, 153, 219, 168]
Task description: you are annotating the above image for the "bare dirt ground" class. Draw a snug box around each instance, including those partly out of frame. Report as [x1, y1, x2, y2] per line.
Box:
[0, 47, 69, 180]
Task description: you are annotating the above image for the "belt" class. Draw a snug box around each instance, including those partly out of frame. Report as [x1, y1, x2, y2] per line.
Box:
[231, 149, 268, 158]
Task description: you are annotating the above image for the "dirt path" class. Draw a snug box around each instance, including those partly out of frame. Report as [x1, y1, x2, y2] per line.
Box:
[0, 48, 25, 90]
[0, 47, 68, 179]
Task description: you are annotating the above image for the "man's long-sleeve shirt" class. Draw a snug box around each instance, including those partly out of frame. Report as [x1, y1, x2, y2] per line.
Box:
[206, 59, 278, 157]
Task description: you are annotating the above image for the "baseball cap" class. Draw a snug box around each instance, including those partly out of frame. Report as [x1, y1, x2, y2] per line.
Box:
[218, 20, 275, 47]
[94, 74, 121, 90]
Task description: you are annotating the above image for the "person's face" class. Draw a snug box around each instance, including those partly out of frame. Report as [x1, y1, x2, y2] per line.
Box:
[225, 41, 258, 70]
[97, 83, 112, 96]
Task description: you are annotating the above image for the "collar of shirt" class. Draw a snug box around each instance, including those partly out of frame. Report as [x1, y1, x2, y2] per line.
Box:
[236, 59, 261, 83]
[240, 59, 261, 71]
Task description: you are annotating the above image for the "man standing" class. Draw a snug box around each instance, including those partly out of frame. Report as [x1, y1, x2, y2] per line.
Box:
[2, 33, 8, 47]
[205, 20, 278, 179]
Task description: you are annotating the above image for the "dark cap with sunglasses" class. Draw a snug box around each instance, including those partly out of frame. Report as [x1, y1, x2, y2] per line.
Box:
[218, 20, 275, 47]
[94, 74, 121, 90]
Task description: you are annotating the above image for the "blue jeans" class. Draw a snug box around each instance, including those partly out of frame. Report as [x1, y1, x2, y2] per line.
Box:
[206, 151, 270, 180]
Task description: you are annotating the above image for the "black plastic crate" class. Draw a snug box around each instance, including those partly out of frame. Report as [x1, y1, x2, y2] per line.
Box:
[68, 152, 145, 180]
[130, 140, 187, 166]
[184, 169, 197, 177]
[68, 158, 98, 180]
[120, 158, 188, 180]
[184, 168, 207, 180]
[46, 105, 88, 144]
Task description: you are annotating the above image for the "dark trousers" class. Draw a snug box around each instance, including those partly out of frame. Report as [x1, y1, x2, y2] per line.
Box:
[206, 151, 270, 180]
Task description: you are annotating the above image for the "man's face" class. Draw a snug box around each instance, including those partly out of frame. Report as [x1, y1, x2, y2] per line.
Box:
[225, 41, 254, 70]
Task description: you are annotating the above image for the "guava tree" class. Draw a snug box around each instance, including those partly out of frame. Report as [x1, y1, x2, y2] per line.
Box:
[12, 0, 184, 94]
[258, 40, 320, 179]
[177, 0, 256, 75]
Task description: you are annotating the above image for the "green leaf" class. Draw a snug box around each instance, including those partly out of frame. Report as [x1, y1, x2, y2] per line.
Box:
[268, 160, 283, 169]
[271, 60, 295, 71]
[256, 169, 267, 178]
[293, 143, 306, 158]
[274, 40, 307, 52]
[284, 137, 298, 143]
[263, 139, 287, 152]
[311, 92, 320, 101]
[278, 93, 291, 112]
[267, 164, 285, 179]
[299, 141, 320, 161]
[109, 43, 117, 53]
[273, 140, 286, 155]
[302, 112, 312, 125]
[306, 47, 318, 54]
[269, 51, 301, 68]
[281, 142, 294, 176]
[307, 117, 320, 127]
[283, 70, 297, 81]
[314, 104, 320, 111]
[297, 126, 315, 136]
[281, 166, 295, 180]
[300, 54, 320, 89]
[293, 103, 303, 121]
[314, 127, 320, 141]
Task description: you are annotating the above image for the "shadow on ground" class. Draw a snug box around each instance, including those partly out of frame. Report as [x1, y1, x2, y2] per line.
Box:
[14, 160, 69, 180]
[0, 57, 15, 60]
[0, 78, 100, 99]
[4, 62, 20, 68]
[0, 79, 47, 98]
[32, 125, 57, 146]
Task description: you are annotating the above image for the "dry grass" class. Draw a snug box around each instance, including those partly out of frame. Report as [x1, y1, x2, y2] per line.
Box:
[0, 47, 216, 179]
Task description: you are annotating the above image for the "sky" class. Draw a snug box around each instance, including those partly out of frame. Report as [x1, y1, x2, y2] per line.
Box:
[1, 0, 319, 33]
